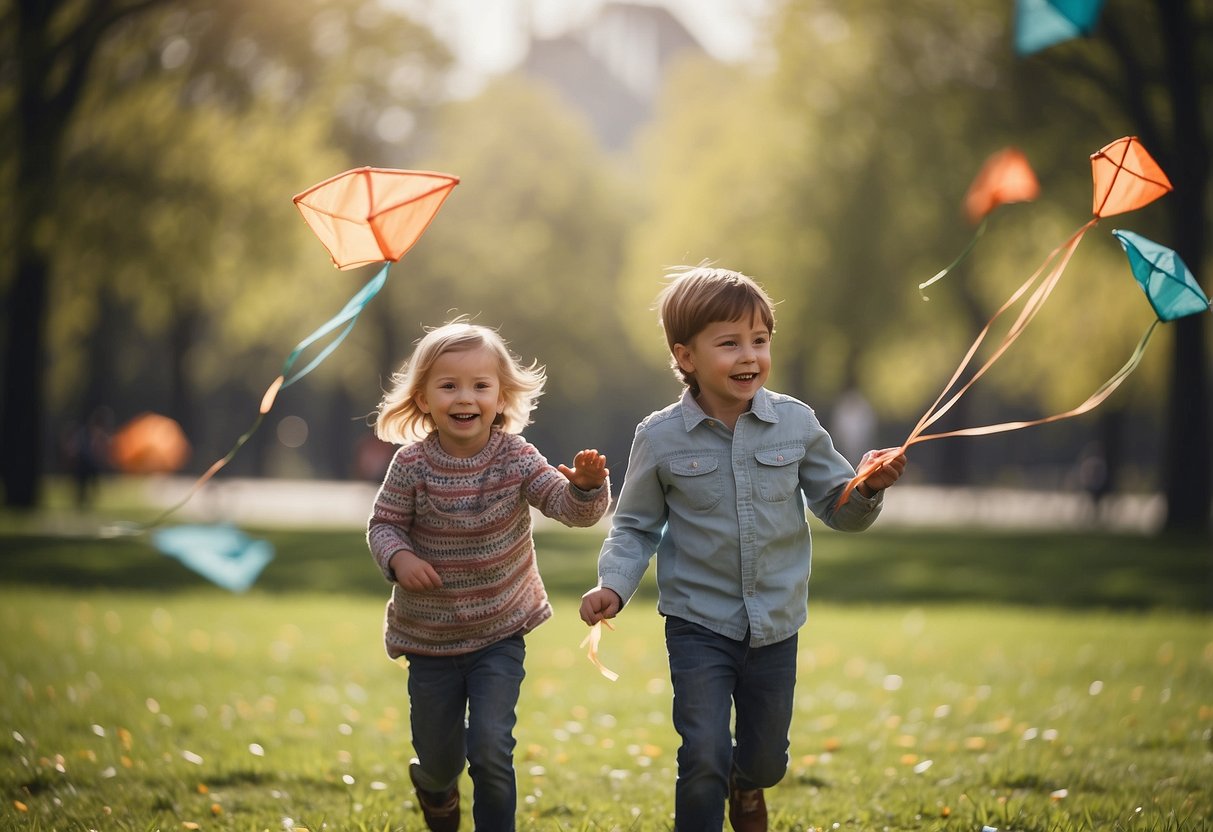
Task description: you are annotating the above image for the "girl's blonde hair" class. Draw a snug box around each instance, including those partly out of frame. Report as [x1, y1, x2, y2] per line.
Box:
[656, 265, 777, 392]
[373, 317, 546, 444]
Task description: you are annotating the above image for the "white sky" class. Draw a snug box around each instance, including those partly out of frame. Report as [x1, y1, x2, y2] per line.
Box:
[390, 0, 769, 93]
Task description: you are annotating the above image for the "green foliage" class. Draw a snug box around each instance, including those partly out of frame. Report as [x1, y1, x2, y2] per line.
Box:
[2, 0, 456, 480]
[4, 0, 1208, 511]
[50, 78, 350, 395]
[374, 74, 670, 464]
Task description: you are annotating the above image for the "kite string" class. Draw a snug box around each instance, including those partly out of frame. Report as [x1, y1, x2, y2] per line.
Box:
[909, 317, 1158, 443]
[918, 216, 988, 301]
[835, 218, 1099, 509]
[138, 263, 392, 531]
[907, 218, 1097, 443]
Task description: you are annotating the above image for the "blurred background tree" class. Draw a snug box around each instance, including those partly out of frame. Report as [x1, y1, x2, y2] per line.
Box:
[2, 0, 1208, 533]
[2, 0, 449, 502]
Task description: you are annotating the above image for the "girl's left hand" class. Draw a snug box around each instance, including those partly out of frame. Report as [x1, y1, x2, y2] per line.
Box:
[559, 449, 609, 490]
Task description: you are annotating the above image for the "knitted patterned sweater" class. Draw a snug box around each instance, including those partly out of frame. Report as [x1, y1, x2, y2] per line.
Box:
[367, 429, 610, 657]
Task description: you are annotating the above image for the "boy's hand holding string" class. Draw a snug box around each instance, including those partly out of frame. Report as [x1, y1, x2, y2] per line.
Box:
[854, 447, 908, 498]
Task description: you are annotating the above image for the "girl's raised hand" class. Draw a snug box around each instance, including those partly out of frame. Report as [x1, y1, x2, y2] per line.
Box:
[558, 449, 609, 491]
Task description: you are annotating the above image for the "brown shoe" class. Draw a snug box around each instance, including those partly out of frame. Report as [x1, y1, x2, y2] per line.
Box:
[409, 761, 460, 832]
[728, 775, 767, 832]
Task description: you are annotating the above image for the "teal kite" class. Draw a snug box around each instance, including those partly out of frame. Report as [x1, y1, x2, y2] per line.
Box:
[151, 524, 274, 593]
[1014, 0, 1105, 56]
[1112, 229, 1210, 321]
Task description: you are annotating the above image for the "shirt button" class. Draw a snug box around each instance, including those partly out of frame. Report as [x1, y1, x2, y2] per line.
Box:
[777, 455, 784, 461]
[690, 461, 698, 469]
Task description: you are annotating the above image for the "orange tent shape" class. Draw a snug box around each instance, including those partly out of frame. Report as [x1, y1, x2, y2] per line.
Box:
[293, 168, 460, 270]
[1091, 136, 1173, 218]
[963, 147, 1041, 225]
[109, 412, 191, 474]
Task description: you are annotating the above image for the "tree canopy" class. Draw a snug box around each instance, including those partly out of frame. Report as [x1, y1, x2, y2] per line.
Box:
[3, 0, 1208, 532]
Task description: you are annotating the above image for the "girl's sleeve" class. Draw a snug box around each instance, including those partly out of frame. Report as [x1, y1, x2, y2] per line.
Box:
[522, 442, 610, 528]
[366, 450, 418, 582]
[596, 426, 666, 608]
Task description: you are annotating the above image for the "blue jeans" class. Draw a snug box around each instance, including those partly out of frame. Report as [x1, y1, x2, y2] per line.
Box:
[405, 635, 526, 832]
[665, 616, 798, 831]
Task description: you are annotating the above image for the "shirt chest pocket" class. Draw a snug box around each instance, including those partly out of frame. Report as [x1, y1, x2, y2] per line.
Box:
[755, 446, 804, 502]
[666, 457, 723, 512]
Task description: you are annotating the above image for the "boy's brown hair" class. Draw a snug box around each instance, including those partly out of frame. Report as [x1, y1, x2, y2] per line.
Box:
[656, 266, 777, 392]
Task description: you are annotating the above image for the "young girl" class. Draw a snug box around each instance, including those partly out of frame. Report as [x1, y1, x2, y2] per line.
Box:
[367, 319, 610, 831]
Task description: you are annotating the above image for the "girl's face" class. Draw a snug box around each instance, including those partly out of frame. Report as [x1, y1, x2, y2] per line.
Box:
[416, 346, 505, 457]
[673, 311, 771, 425]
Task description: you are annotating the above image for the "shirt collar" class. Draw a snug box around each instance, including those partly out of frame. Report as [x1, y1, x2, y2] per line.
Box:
[679, 387, 779, 431]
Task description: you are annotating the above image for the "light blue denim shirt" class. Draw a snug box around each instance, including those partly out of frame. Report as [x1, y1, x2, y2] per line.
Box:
[598, 387, 883, 647]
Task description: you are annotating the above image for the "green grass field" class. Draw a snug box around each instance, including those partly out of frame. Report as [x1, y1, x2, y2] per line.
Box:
[1, 505, 1210, 831]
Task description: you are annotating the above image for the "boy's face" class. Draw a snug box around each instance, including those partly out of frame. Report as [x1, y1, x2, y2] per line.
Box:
[673, 312, 771, 418]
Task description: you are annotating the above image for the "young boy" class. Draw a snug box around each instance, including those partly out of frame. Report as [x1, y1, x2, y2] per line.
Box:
[580, 266, 906, 831]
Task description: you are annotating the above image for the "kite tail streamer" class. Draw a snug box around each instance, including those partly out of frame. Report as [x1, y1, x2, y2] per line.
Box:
[918, 217, 988, 301]
[138, 262, 391, 530]
[909, 317, 1158, 443]
[836, 304, 1153, 511]
[837, 218, 1099, 509]
[579, 619, 619, 681]
[143, 413, 269, 529]
[910, 218, 1097, 441]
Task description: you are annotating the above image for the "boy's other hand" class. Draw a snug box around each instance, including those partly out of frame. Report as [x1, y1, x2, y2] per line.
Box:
[559, 449, 609, 490]
[579, 587, 622, 625]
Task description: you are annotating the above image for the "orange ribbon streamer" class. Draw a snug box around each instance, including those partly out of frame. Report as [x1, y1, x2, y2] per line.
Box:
[579, 620, 619, 681]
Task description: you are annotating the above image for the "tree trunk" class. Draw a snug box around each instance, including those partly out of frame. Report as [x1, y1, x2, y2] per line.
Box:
[1157, 0, 1211, 535]
[0, 253, 50, 507]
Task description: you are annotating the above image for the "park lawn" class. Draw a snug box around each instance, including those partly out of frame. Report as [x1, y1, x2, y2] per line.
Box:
[0, 587, 1209, 832]
[1, 517, 1210, 830]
